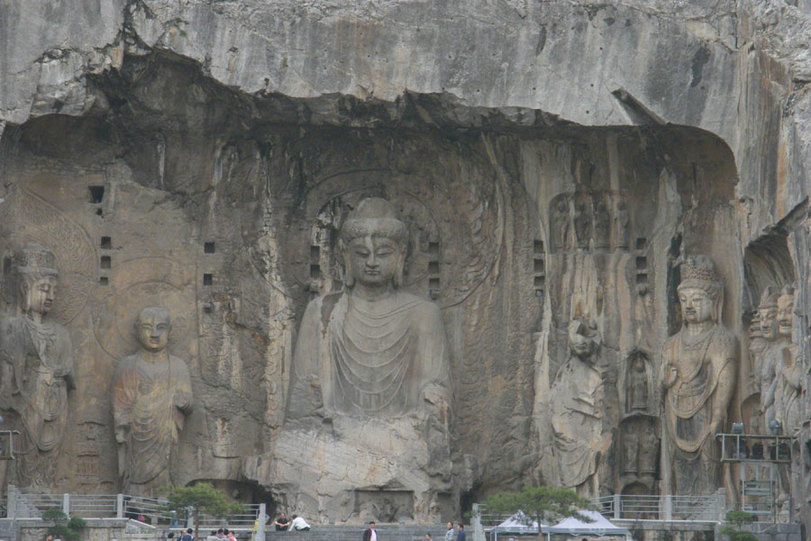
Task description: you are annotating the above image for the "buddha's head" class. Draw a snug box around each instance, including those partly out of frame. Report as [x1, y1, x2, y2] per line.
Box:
[757, 286, 780, 341]
[677, 255, 723, 325]
[15, 243, 58, 318]
[777, 285, 795, 339]
[339, 198, 408, 290]
[135, 307, 171, 353]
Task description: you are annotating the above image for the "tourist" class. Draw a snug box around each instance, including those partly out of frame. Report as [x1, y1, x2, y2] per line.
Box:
[362, 521, 377, 541]
[289, 515, 311, 531]
[274, 513, 291, 531]
[444, 522, 454, 541]
[456, 524, 465, 541]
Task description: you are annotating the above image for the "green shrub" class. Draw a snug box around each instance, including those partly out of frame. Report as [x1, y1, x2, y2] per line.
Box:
[42, 509, 68, 522]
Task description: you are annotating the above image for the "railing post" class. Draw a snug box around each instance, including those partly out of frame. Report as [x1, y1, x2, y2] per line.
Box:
[255, 503, 266, 541]
[116, 494, 124, 519]
[715, 488, 726, 521]
[63, 493, 70, 515]
[664, 495, 673, 521]
[613, 494, 621, 520]
[472, 503, 485, 541]
[7, 484, 17, 519]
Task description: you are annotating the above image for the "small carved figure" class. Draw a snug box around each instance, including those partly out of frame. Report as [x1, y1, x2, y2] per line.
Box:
[573, 194, 592, 250]
[112, 307, 192, 494]
[549, 317, 603, 495]
[626, 353, 649, 412]
[592, 194, 611, 250]
[614, 199, 630, 250]
[660, 255, 737, 496]
[551, 197, 571, 252]
[0, 244, 74, 488]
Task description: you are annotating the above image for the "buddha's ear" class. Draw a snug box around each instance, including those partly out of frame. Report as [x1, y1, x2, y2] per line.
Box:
[393, 249, 405, 288]
[339, 240, 355, 288]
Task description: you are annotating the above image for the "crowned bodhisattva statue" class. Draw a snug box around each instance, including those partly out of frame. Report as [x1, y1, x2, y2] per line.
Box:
[660, 255, 737, 496]
[0, 244, 74, 489]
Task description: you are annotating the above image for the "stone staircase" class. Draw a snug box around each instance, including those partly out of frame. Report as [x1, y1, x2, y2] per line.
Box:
[264, 525, 451, 541]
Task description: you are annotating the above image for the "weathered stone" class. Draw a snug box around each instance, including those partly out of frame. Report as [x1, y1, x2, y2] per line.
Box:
[1, 0, 811, 529]
[112, 307, 192, 495]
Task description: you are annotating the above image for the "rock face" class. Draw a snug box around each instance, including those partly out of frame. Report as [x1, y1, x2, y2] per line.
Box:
[1, 0, 811, 528]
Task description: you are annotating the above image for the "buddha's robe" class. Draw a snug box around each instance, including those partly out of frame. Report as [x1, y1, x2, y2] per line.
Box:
[287, 290, 450, 420]
[112, 353, 192, 490]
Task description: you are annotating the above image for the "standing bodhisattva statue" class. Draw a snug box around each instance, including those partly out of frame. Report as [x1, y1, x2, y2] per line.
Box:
[0, 244, 74, 488]
[112, 307, 192, 495]
[660, 255, 737, 495]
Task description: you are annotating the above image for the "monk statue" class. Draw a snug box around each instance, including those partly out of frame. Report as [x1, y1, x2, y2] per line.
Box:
[112, 307, 192, 495]
[549, 317, 604, 496]
[660, 255, 737, 496]
[287, 197, 451, 421]
[0, 243, 74, 488]
[275, 197, 452, 522]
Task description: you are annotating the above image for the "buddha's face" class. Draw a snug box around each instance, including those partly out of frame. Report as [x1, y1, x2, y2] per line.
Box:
[678, 287, 714, 324]
[346, 236, 402, 288]
[759, 305, 779, 341]
[135, 311, 171, 352]
[777, 296, 794, 338]
[24, 276, 57, 316]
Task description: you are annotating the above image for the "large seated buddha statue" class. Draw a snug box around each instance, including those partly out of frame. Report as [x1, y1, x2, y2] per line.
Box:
[267, 198, 453, 523]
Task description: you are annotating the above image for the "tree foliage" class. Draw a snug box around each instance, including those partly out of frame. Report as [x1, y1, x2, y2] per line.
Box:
[483, 485, 594, 541]
[720, 511, 757, 541]
[43, 510, 86, 541]
[162, 482, 244, 540]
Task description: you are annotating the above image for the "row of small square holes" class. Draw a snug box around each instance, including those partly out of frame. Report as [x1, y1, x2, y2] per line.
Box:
[203, 242, 215, 286]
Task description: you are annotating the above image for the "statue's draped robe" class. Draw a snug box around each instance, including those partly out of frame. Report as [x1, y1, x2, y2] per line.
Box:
[287, 290, 451, 421]
[112, 354, 192, 490]
[550, 356, 602, 489]
[0, 316, 73, 487]
[661, 326, 736, 495]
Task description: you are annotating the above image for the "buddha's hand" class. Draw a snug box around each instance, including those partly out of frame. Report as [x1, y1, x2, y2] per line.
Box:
[663, 363, 678, 388]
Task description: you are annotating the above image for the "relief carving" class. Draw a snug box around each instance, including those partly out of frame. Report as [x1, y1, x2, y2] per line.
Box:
[660, 255, 737, 495]
[549, 191, 631, 253]
[0, 244, 74, 489]
[112, 307, 192, 495]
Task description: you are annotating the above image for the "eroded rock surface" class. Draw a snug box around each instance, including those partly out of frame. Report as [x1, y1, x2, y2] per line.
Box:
[1, 0, 811, 529]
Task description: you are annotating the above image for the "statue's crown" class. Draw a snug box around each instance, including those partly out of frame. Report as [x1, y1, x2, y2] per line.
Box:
[680, 254, 720, 286]
[14, 243, 58, 276]
[759, 286, 779, 309]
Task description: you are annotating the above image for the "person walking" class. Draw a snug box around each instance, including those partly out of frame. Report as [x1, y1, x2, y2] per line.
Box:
[444, 522, 454, 541]
[456, 524, 466, 541]
[362, 521, 377, 541]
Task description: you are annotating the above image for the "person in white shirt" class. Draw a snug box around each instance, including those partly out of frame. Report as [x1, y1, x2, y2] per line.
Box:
[289, 515, 311, 531]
